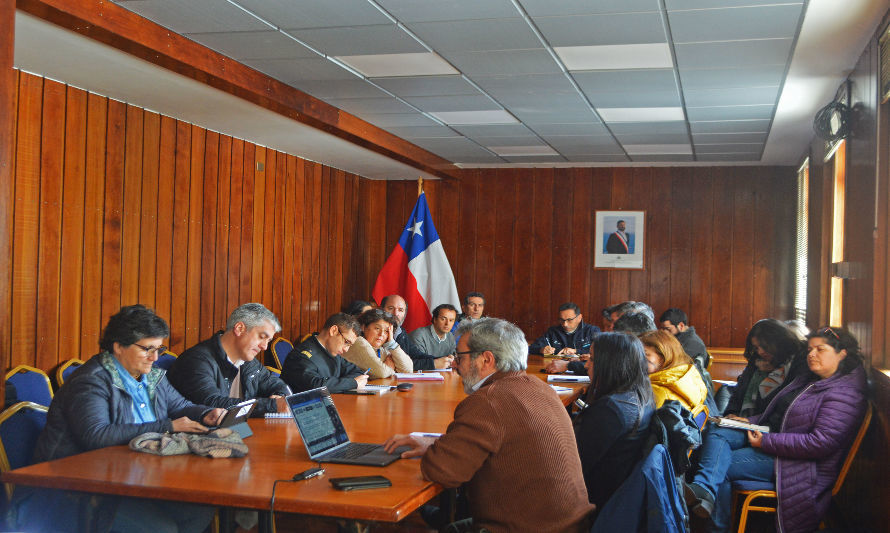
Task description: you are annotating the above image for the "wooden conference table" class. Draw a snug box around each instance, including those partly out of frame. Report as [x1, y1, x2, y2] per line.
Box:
[3, 356, 586, 525]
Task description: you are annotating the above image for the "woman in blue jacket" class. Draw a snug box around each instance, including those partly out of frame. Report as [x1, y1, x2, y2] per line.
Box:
[21, 305, 225, 533]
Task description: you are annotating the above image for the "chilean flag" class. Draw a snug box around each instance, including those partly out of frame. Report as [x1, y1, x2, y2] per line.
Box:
[372, 193, 462, 333]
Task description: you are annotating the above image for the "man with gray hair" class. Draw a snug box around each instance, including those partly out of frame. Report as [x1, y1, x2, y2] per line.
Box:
[384, 318, 594, 532]
[168, 303, 289, 416]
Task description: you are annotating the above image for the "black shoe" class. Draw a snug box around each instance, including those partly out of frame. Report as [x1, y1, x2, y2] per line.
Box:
[683, 481, 715, 519]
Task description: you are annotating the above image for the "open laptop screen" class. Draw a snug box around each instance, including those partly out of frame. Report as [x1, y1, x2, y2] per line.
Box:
[287, 388, 349, 456]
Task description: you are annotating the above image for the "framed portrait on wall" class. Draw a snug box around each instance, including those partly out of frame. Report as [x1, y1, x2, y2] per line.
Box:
[594, 211, 645, 270]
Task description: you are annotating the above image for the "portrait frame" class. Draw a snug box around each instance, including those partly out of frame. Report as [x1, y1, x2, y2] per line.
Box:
[594, 210, 645, 270]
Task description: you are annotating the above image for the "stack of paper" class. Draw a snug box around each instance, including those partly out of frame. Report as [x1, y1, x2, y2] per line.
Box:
[546, 375, 590, 383]
[395, 372, 446, 381]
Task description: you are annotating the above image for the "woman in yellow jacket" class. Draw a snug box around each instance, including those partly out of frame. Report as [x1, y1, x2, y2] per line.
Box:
[639, 330, 707, 410]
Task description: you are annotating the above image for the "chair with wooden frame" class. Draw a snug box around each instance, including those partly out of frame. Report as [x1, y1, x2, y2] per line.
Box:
[0, 401, 49, 501]
[5, 365, 54, 407]
[732, 403, 873, 532]
[55, 358, 85, 388]
[152, 350, 178, 371]
[269, 337, 293, 370]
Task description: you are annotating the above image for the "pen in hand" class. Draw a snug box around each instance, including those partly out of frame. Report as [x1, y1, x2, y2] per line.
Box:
[363, 367, 372, 375]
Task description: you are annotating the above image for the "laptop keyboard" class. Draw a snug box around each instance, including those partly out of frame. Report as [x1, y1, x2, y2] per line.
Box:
[324, 443, 382, 459]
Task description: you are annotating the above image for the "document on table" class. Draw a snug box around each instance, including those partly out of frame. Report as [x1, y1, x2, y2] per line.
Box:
[550, 385, 573, 393]
[395, 372, 445, 381]
[546, 375, 590, 383]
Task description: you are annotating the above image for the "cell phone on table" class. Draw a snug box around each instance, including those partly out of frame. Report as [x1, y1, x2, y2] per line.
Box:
[329, 475, 392, 491]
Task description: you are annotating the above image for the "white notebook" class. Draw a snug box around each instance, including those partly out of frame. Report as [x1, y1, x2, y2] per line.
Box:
[546, 375, 590, 383]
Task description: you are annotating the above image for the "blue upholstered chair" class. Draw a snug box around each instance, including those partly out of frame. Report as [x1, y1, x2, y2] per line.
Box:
[0, 401, 49, 500]
[5, 366, 53, 407]
[269, 337, 293, 370]
[152, 350, 178, 371]
[55, 358, 85, 388]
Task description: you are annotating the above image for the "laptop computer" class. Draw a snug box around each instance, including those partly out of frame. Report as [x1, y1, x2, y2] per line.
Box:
[286, 387, 407, 466]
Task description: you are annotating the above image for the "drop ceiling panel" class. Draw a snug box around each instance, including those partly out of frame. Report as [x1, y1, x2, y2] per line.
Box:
[115, 0, 272, 33]
[615, 133, 692, 144]
[475, 135, 546, 146]
[573, 69, 678, 94]
[535, 12, 668, 47]
[184, 31, 315, 60]
[531, 123, 609, 136]
[686, 105, 774, 121]
[513, 108, 601, 124]
[451, 124, 537, 137]
[692, 132, 767, 143]
[407, 19, 541, 52]
[668, 5, 804, 43]
[325, 97, 419, 115]
[297, 79, 388, 100]
[402, 94, 500, 113]
[679, 65, 786, 90]
[411, 137, 496, 156]
[689, 119, 771, 133]
[675, 39, 793, 69]
[441, 49, 562, 76]
[684, 86, 780, 107]
[233, 0, 391, 29]
[349, 113, 439, 127]
[609, 121, 688, 135]
[503, 155, 567, 163]
[695, 143, 763, 154]
[473, 74, 576, 95]
[666, 0, 803, 10]
[384, 125, 461, 138]
[371, 75, 482, 97]
[546, 136, 624, 153]
[522, 0, 660, 16]
[696, 153, 761, 161]
[565, 154, 629, 162]
[289, 25, 425, 56]
[375, 0, 518, 23]
[631, 154, 694, 162]
[247, 58, 358, 83]
[498, 92, 589, 111]
[588, 90, 681, 108]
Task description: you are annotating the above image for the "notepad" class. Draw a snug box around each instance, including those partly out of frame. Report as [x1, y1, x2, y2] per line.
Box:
[350, 385, 395, 395]
[550, 385, 573, 393]
[546, 375, 590, 383]
[710, 417, 770, 433]
[395, 373, 445, 381]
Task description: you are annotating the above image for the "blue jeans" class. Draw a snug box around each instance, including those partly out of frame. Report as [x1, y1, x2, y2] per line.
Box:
[692, 425, 775, 532]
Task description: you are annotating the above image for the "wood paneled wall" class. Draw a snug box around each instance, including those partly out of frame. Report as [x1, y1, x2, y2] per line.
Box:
[386, 166, 796, 347]
[1, 0, 15, 406]
[8, 70, 386, 372]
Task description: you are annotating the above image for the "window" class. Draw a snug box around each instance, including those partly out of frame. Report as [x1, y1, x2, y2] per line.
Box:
[794, 158, 809, 321]
[829, 140, 846, 327]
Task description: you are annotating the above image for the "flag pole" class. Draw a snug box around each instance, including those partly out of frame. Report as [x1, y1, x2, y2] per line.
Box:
[417, 177, 424, 197]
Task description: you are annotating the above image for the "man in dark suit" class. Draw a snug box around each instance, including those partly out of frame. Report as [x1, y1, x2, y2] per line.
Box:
[281, 313, 368, 393]
[605, 219, 631, 254]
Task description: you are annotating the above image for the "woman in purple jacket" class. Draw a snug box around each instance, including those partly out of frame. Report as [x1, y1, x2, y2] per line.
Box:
[684, 326, 868, 533]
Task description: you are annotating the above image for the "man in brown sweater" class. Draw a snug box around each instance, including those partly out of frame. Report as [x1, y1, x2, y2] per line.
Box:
[384, 318, 594, 533]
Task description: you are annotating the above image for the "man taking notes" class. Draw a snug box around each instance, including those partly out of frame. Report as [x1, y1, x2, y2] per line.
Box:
[409, 304, 458, 361]
[167, 303, 289, 415]
[281, 313, 368, 393]
[384, 318, 594, 533]
[529, 302, 601, 356]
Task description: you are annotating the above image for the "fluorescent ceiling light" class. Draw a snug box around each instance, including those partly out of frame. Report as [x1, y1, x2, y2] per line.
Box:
[430, 110, 518, 125]
[555, 43, 673, 71]
[488, 145, 558, 156]
[623, 144, 692, 155]
[598, 107, 685, 122]
[334, 52, 458, 78]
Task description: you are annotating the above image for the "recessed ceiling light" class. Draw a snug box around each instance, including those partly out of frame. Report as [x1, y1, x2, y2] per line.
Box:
[334, 53, 458, 78]
[555, 43, 673, 71]
[488, 145, 558, 156]
[430, 110, 518, 125]
[623, 144, 692, 155]
[598, 107, 685, 122]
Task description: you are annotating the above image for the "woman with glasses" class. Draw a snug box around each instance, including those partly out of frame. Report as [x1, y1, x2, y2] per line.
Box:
[23, 304, 224, 533]
[720, 318, 808, 417]
[684, 326, 869, 533]
[342, 308, 413, 379]
[574, 332, 655, 509]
